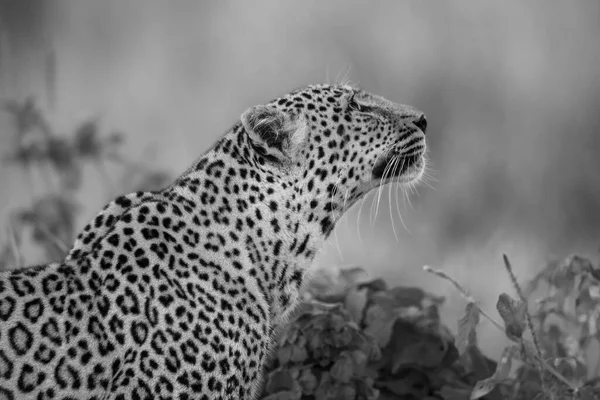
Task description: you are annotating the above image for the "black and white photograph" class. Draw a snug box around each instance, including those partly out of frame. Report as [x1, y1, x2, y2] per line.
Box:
[1, 2, 599, 399]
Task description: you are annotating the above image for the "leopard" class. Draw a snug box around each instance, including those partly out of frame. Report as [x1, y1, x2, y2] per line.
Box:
[0, 83, 428, 400]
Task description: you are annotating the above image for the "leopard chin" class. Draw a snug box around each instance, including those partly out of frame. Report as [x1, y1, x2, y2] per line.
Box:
[371, 151, 425, 185]
[344, 154, 426, 209]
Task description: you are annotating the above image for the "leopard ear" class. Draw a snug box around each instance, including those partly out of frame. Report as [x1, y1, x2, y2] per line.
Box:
[241, 105, 307, 165]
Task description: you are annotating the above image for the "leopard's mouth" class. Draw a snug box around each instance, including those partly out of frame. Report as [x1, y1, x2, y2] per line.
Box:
[371, 149, 425, 182]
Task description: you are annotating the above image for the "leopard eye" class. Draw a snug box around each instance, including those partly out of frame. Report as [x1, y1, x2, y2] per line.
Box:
[348, 92, 365, 112]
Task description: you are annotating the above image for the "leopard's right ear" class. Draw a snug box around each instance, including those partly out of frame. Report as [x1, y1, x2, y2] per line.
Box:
[241, 105, 307, 166]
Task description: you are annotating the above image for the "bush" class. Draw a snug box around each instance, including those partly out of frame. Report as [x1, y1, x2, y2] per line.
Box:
[259, 255, 600, 399]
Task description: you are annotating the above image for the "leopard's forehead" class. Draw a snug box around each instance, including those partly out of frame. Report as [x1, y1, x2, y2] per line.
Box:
[269, 84, 355, 105]
[267, 84, 396, 114]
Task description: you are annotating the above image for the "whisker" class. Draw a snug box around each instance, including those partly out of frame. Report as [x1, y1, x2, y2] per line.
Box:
[368, 150, 388, 226]
[389, 157, 400, 242]
[395, 157, 411, 234]
[395, 179, 403, 228]
[371, 164, 386, 225]
[374, 154, 395, 225]
[369, 189, 377, 227]
[403, 185, 414, 210]
[356, 190, 369, 244]
[419, 158, 438, 191]
[343, 188, 350, 231]
[335, 65, 353, 87]
[330, 176, 344, 261]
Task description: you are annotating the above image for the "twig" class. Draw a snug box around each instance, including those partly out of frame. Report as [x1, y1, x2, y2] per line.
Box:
[502, 254, 547, 390]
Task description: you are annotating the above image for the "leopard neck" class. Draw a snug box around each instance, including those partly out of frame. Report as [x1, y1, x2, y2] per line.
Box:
[161, 132, 339, 324]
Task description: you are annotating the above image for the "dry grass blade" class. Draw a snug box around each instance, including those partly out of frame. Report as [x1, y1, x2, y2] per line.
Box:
[502, 254, 577, 393]
[502, 255, 545, 384]
[423, 265, 476, 303]
[456, 301, 480, 355]
[423, 265, 505, 331]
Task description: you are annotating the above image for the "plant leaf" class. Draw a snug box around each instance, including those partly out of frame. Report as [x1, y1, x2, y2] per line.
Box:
[456, 302, 480, 355]
[344, 287, 368, 324]
[496, 293, 527, 342]
[363, 303, 396, 347]
[330, 353, 354, 383]
[470, 376, 497, 400]
[469, 346, 514, 400]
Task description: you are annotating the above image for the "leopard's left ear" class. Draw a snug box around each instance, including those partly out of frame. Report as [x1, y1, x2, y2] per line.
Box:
[241, 105, 307, 166]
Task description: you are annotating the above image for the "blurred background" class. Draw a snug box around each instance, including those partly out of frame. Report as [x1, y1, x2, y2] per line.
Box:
[1, 0, 599, 359]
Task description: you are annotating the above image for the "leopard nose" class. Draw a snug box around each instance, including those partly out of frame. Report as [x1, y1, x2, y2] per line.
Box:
[413, 114, 427, 134]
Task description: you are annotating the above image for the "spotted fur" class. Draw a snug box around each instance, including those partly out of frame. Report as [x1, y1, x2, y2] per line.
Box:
[0, 84, 427, 399]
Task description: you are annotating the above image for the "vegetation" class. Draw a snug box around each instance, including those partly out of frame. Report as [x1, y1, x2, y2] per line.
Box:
[0, 98, 171, 268]
[2, 99, 599, 399]
[262, 254, 600, 399]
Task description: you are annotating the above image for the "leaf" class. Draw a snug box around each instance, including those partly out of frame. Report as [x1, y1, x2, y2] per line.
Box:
[358, 278, 388, 293]
[45, 136, 81, 189]
[578, 385, 600, 400]
[461, 345, 494, 383]
[469, 346, 514, 400]
[290, 344, 308, 363]
[456, 302, 480, 355]
[314, 371, 335, 400]
[363, 303, 396, 347]
[379, 370, 429, 397]
[330, 353, 354, 383]
[339, 266, 369, 287]
[297, 368, 318, 395]
[2, 97, 45, 137]
[73, 120, 100, 158]
[336, 384, 356, 400]
[470, 376, 497, 400]
[565, 255, 595, 283]
[305, 266, 366, 303]
[388, 286, 427, 308]
[307, 333, 325, 353]
[496, 293, 527, 342]
[278, 345, 293, 365]
[344, 287, 368, 324]
[349, 350, 368, 375]
[493, 346, 514, 382]
[553, 357, 587, 384]
[388, 320, 449, 372]
[528, 255, 593, 295]
[264, 369, 297, 394]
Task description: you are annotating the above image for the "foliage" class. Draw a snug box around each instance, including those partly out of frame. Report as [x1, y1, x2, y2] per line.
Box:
[258, 254, 600, 400]
[0, 97, 171, 267]
[260, 269, 462, 400]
